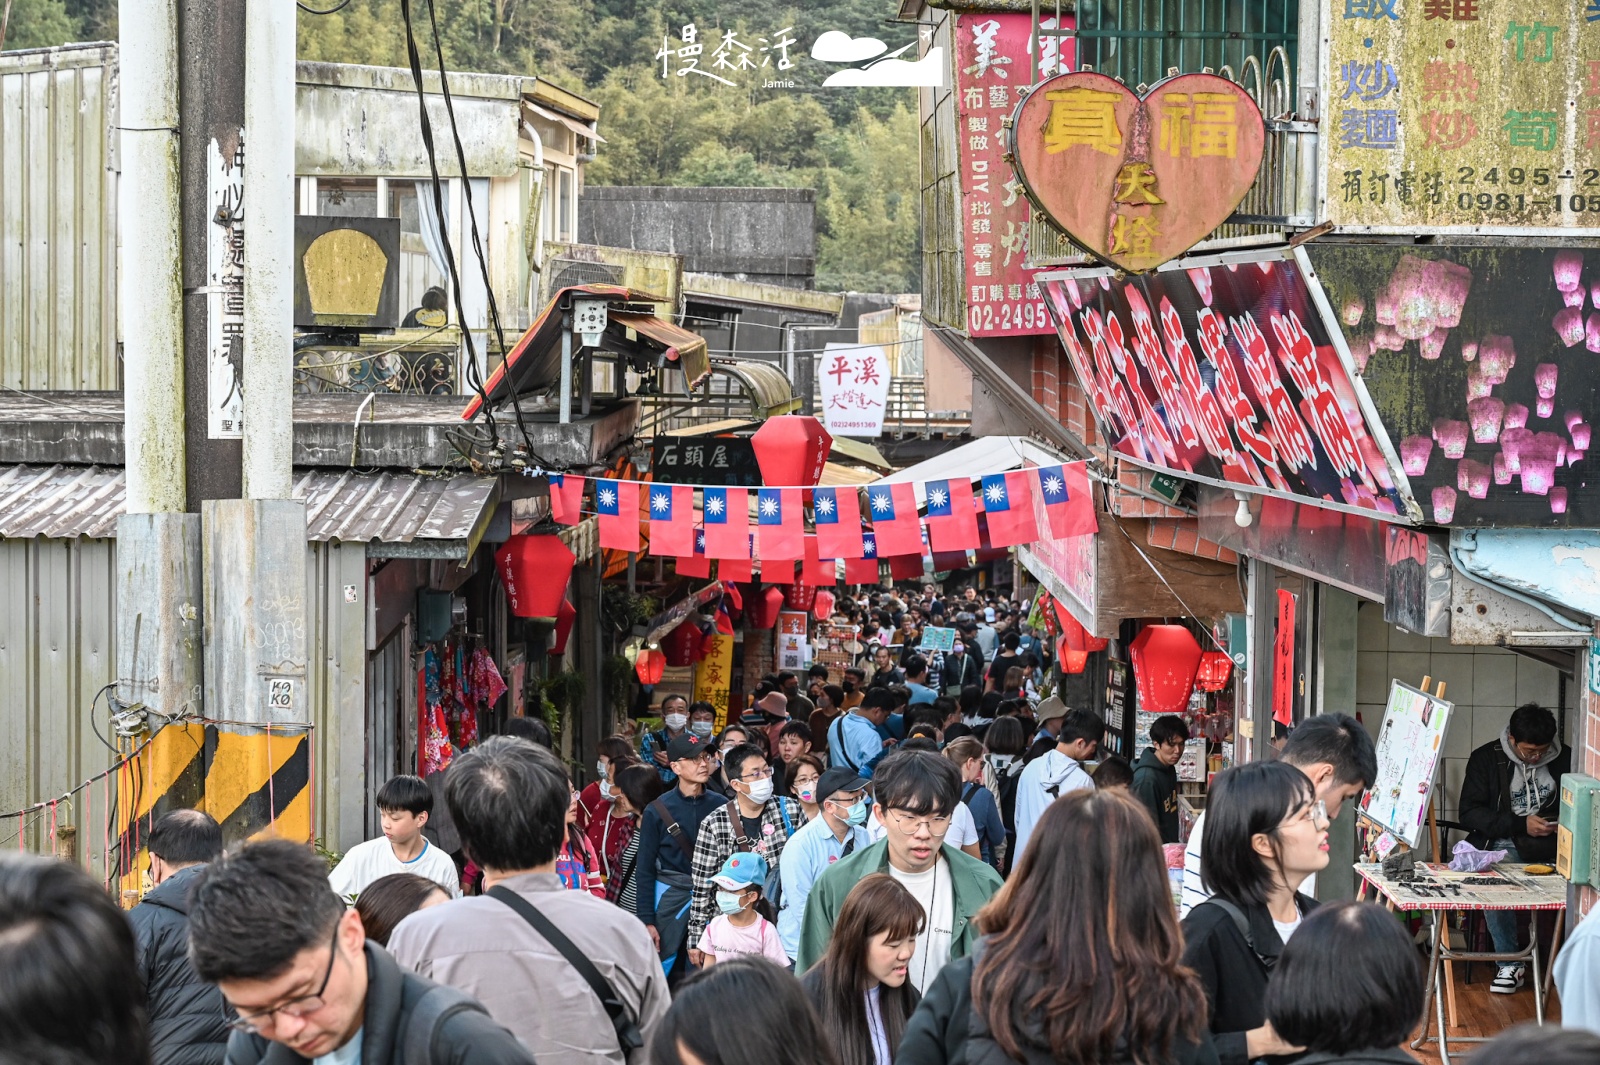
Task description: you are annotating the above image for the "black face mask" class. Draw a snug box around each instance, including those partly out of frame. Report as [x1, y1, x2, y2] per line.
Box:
[843, 681, 857, 693]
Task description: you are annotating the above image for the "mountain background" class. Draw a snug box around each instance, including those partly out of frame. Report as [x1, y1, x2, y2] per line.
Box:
[5, 0, 921, 292]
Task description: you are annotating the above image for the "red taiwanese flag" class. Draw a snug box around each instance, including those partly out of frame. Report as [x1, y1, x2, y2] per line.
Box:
[924, 477, 981, 552]
[757, 488, 804, 561]
[549, 474, 584, 525]
[717, 550, 753, 583]
[801, 534, 836, 586]
[979, 471, 1038, 548]
[865, 482, 923, 558]
[1037, 462, 1099, 538]
[812, 486, 864, 560]
[677, 528, 711, 578]
[595, 479, 641, 552]
[844, 532, 881, 584]
[762, 559, 798, 584]
[702, 487, 750, 559]
[647, 484, 695, 557]
[887, 554, 924, 581]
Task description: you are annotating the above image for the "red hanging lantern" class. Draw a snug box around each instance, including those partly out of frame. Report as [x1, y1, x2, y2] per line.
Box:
[1056, 634, 1088, 674]
[495, 535, 575, 618]
[746, 586, 786, 629]
[550, 597, 577, 655]
[662, 621, 703, 667]
[1129, 624, 1204, 715]
[751, 416, 833, 487]
[635, 647, 666, 685]
[812, 590, 836, 620]
[1195, 651, 1234, 692]
[783, 582, 817, 612]
[1055, 600, 1108, 653]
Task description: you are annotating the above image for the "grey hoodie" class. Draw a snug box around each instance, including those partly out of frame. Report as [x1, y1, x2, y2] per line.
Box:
[1499, 726, 1562, 816]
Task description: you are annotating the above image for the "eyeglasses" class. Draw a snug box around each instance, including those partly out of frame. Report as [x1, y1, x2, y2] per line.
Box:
[886, 809, 951, 835]
[1291, 800, 1330, 828]
[224, 927, 340, 1033]
[739, 765, 775, 781]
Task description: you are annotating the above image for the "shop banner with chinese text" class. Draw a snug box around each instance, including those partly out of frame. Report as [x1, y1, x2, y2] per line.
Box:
[1038, 248, 1419, 520]
[1323, 0, 1600, 233]
[954, 12, 1069, 336]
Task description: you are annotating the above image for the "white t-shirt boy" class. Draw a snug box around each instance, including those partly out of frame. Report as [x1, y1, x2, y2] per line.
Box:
[328, 836, 460, 901]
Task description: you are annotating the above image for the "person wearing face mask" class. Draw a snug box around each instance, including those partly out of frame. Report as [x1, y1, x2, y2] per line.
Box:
[786, 754, 827, 822]
[778, 768, 874, 963]
[841, 668, 867, 711]
[809, 684, 845, 757]
[684, 743, 806, 968]
[577, 736, 638, 832]
[696, 852, 788, 966]
[642, 694, 693, 783]
[686, 700, 718, 741]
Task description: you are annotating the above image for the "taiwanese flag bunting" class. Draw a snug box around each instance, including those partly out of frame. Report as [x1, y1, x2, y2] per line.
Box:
[924, 478, 981, 552]
[595, 478, 640, 552]
[757, 488, 804, 561]
[979, 471, 1039, 547]
[865, 482, 923, 558]
[677, 528, 712, 578]
[1037, 462, 1099, 538]
[844, 532, 881, 584]
[887, 553, 925, 581]
[548, 474, 584, 526]
[647, 484, 695, 557]
[801, 534, 836, 586]
[718, 544, 753, 583]
[702, 487, 750, 559]
[812, 486, 864, 560]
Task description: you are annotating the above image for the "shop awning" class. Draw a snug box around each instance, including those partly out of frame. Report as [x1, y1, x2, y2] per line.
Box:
[611, 311, 710, 390]
[875, 436, 1034, 507]
[524, 100, 606, 143]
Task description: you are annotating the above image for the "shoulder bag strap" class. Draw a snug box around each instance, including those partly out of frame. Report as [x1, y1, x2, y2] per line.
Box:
[487, 886, 644, 1053]
[728, 798, 755, 849]
[650, 798, 696, 863]
[831, 715, 861, 772]
[961, 781, 980, 805]
[402, 984, 487, 1065]
[1205, 897, 1274, 971]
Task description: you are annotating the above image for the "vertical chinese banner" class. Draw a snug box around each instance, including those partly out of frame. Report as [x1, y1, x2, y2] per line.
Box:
[776, 610, 809, 671]
[694, 634, 735, 729]
[819, 342, 892, 437]
[955, 12, 1071, 336]
[207, 136, 245, 438]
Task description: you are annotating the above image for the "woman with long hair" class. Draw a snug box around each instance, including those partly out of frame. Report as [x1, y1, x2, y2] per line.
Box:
[899, 789, 1215, 1065]
[650, 955, 840, 1065]
[1182, 761, 1329, 1065]
[576, 735, 638, 832]
[981, 716, 1027, 875]
[802, 873, 924, 1065]
[606, 764, 669, 909]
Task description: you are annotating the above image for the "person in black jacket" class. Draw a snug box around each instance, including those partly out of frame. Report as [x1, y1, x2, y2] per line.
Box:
[899, 789, 1217, 1065]
[1181, 762, 1329, 1065]
[128, 809, 230, 1065]
[186, 838, 533, 1065]
[1457, 701, 1570, 994]
[1262, 900, 1423, 1065]
[1131, 715, 1190, 844]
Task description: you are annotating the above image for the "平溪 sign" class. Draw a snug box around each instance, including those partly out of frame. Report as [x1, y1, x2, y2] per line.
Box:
[1323, 0, 1600, 234]
[1008, 72, 1265, 273]
[819, 343, 892, 437]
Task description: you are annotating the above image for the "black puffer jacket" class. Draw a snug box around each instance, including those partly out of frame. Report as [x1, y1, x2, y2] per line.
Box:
[897, 950, 1219, 1065]
[128, 864, 230, 1065]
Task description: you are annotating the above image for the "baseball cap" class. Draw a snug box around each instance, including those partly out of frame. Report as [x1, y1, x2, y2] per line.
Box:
[984, 607, 996, 623]
[667, 732, 712, 763]
[711, 852, 769, 891]
[1035, 695, 1068, 724]
[816, 767, 871, 801]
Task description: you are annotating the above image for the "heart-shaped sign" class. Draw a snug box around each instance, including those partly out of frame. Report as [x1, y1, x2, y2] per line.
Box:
[1008, 71, 1265, 274]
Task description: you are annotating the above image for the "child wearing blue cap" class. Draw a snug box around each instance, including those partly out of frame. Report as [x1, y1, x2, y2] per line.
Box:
[698, 851, 790, 967]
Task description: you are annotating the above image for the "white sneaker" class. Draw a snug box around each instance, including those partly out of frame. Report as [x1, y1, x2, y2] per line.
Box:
[1491, 964, 1526, 994]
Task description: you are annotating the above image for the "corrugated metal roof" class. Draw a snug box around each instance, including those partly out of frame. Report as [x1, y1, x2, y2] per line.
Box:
[0, 465, 124, 537]
[0, 465, 498, 544]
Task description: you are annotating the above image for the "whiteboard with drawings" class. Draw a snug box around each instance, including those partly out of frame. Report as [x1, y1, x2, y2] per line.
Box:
[1357, 680, 1453, 849]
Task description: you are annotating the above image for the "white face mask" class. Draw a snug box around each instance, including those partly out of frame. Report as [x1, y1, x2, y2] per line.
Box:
[744, 777, 774, 804]
[689, 720, 714, 738]
[664, 713, 688, 731]
[596, 760, 608, 782]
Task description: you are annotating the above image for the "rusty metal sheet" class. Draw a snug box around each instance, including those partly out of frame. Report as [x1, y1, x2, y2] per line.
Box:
[1321, 0, 1600, 234]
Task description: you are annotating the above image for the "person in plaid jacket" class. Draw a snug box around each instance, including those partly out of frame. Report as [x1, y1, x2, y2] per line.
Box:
[686, 742, 806, 964]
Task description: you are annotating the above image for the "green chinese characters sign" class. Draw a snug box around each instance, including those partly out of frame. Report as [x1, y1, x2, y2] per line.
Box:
[1322, 0, 1600, 232]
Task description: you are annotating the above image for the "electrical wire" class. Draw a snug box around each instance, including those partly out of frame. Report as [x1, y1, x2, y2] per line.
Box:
[297, 0, 354, 12]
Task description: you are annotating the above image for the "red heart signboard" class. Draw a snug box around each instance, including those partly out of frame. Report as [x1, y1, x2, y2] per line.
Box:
[1008, 71, 1265, 274]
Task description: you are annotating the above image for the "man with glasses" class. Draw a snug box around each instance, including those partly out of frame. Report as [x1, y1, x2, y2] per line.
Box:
[634, 731, 721, 984]
[1131, 714, 1191, 843]
[795, 750, 1003, 991]
[186, 838, 532, 1064]
[776, 767, 873, 963]
[685, 742, 806, 966]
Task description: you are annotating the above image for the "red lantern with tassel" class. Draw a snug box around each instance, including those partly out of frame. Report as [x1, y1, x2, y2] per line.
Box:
[635, 647, 666, 685]
[550, 598, 577, 655]
[751, 416, 833, 487]
[812, 590, 836, 621]
[1195, 651, 1234, 692]
[1129, 624, 1204, 715]
[662, 621, 703, 667]
[495, 535, 576, 618]
[746, 586, 786, 629]
[783, 582, 817, 612]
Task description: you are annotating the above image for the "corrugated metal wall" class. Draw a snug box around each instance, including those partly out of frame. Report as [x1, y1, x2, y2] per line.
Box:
[0, 537, 367, 857]
[0, 44, 120, 390]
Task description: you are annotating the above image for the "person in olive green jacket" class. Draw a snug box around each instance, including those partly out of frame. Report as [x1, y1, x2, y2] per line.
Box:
[795, 749, 1003, 991]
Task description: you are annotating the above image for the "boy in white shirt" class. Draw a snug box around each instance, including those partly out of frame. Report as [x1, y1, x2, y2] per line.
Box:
[328, 775, 461, 901]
